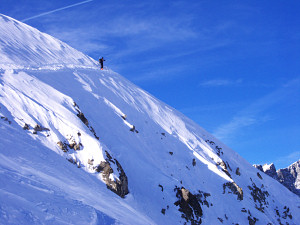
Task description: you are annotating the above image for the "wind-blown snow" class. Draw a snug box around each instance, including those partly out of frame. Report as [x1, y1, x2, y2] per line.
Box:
[0, 13, 299, 225]
[0, 14, 96, 69]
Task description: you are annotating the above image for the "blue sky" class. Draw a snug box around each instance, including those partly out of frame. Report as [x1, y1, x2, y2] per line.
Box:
[2, 0, 300, 169]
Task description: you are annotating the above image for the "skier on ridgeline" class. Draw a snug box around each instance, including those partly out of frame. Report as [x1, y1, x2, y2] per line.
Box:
[99, 57, 105, 70]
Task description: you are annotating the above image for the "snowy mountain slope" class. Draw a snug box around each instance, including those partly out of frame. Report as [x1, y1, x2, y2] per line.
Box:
[0, 113, 153, 225]
[0, 13, 300, 224]
[0, 14, 96, 69]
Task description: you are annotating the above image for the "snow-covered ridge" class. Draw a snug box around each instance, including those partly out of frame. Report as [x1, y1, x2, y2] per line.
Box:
[0, 14, 97, 69]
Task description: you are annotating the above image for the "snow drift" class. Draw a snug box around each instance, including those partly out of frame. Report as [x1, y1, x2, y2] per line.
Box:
[0, 13, 299, 225]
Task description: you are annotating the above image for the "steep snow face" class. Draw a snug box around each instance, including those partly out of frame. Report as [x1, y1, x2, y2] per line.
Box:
[0, 14, 97, 69]
[1, 14, 300, 225]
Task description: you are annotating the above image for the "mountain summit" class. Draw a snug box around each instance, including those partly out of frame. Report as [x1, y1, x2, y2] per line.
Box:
[0, 14, 299, 225]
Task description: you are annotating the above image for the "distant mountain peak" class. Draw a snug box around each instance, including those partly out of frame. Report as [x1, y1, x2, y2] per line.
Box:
[254, 160, 300, 197]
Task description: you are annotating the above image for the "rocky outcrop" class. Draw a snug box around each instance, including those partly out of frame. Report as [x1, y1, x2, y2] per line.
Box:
[96, 151, 129, 198]
[33, 124, 50, 134]
[57, 134, 82, 152]
[235, 167, 241, 176]
[277, 161, 300, 197]
[217, 160, 232, 178]
[223, 182, 243, 201]
[0, 115, 12, 124]
[205, 139, 224, 156]
[174, 187, 203, 224]
[73, 102, 99, 140]
[254, 161, 300, 197]
[248, 180, 269, 213]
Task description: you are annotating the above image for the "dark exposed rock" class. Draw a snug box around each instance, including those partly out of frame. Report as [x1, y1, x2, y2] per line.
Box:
[77, 112, 89, 126]
[121, 115, 127, 120]
[217, 161, 232, 178]
[23, 123, 30, 130]
[174, 187, 203, 224]
[88, 159, 94, 165]
[96, 161, 112, 173]
[215, 146, 223, 156]
[217, 217, 223, 223]
[253, 164, 263, 172]
[67, 157, 81, 168]
[205, 139, 223, 155]
[224, 214, 228, 220]
[264, 163, 278, 178]
[130, 125, 135, 132]
[192, 158, 196, 167]
[196, 191, 211, 208]
[96, 152, 129, 198]
[57, 137, 82, 152]
[57, 141, 68, 152]
[130, 125, 138, 133]
[74, 102, 99, 140]
[248, 215, 258, 225]
[161, 208, 166, 215]
[247, 181, 269, 212]
[236, 167, 241, 176]
[257, 172, 263, 180]
[161, 132, 166, 137]
[223, 182, 243, 201]
[225, 161, 232, 171]
[158, 184, 164, 192]
[241, 208, 247, 213]
[34, 124, 50, 132]
[69, 140, 82, 151]
[0, 116, 12, 124]
[274, 206, 293, 224]
[169, 151, 173, 156]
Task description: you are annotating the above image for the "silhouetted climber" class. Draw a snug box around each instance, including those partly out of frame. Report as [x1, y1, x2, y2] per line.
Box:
[99, 57, 105, 70]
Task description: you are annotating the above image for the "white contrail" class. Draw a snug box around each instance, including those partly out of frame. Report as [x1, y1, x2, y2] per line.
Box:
[21, 0, 94, 22]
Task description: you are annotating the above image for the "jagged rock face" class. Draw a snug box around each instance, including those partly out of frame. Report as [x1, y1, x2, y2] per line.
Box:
[253, 164, 263, 172]
[254, 160, 300, 197]
[263, 163, 278, 179]
[96, 151, 129, 198]
[277, 161, 300, 196]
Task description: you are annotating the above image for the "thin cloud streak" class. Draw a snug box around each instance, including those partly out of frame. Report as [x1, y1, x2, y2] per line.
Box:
[213, 78, 300, 142]
[21, 0, 94, 22]
[199, 78, 243, 87]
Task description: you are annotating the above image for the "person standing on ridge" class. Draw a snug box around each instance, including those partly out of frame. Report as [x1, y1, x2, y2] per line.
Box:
[99, 57, 105, 70]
